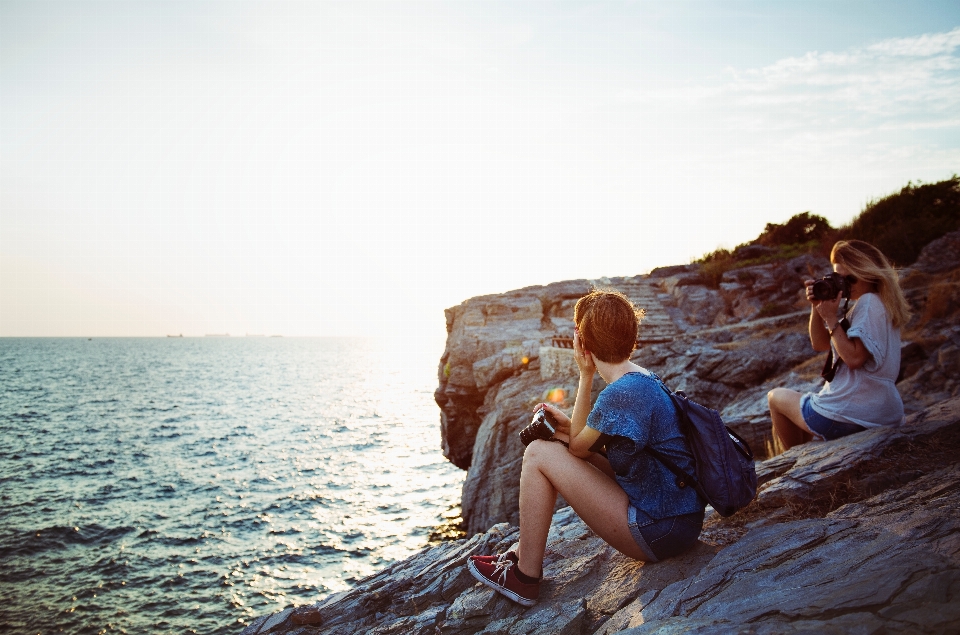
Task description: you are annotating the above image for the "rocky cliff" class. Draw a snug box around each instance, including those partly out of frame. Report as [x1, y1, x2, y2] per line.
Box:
[244, 230, 960, 634]
[243, 397, 960, 635]
[436, 233, 960, 535]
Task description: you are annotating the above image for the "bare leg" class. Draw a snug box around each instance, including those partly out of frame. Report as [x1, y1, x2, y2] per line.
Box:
[516, 440, 648, 579]
[768, 388, 815, 453]
[586, 452, 617, 480]
[551, 433, 616, 480]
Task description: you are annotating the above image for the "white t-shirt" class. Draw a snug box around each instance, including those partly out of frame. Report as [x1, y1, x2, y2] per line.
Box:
[810, 292, 905, 428]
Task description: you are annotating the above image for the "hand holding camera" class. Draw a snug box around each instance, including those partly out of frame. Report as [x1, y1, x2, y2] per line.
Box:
[519, 409, 561, 447]
[810, 272, 855, 301]
[805, 272, 857, 321]
[805, 272, 853, 303]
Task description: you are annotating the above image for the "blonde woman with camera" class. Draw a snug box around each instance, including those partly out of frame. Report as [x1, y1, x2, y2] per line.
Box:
[768, 240, 912, 452]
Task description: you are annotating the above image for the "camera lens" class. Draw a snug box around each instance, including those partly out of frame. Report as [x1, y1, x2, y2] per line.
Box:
[811, 279, 834, 301]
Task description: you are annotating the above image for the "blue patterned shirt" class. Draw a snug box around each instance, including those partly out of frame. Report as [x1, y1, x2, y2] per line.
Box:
[586, 370, 704, 519]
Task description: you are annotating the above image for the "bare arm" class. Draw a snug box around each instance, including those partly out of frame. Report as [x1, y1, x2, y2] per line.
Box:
[536, 394, 601, 459]
[827, 326, 871, 369]
[538, 329, 602, 457]
[567, 371, 602, 457]
[813, 289, 872, 369]
[805, 280, 831, 352]
[808, 306, 832, 352]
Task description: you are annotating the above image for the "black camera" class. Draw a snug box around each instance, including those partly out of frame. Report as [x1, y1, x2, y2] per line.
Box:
[519, 409, 560, 447]
[811, 272, 855, 301]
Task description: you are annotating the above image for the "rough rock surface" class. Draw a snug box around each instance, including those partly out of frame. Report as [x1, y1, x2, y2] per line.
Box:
[244, 398, 960, 635]
[240, 508, 719, 635]
[440, 235, 959, 533]
[618, 462, 960, 634]
[435, 280, 592, 470]
[910, 229, 960, 274]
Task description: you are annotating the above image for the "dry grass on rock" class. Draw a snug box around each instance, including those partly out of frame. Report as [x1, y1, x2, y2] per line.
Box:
[700, 425, 960, 547]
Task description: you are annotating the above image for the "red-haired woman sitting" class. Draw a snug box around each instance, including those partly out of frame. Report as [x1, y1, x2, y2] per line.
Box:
[466, 290, 705, 606]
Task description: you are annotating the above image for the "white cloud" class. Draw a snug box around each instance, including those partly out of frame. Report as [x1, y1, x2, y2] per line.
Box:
[866, 26, 960, 57]
[724, 26, 960, 128]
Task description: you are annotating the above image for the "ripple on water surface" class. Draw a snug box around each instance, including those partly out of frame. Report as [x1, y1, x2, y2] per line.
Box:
[0, 337, 463, 634]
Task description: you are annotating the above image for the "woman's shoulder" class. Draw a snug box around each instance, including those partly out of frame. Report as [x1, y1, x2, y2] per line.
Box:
[616, 368, 661, 386]
[601, 369, 663, 400]
[590, 369, 670, 435]
[854, 292, 890, 320]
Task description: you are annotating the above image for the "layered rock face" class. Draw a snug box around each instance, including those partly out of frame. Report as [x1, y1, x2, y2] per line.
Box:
[243, 397, 960, 635]
[439, 234, 960, 535]
[612, 400, 960, 635]
[434, 280, 592, 471]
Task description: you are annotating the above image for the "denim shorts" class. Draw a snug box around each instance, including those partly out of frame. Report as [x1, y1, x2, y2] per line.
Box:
[627, 506, 704, 562]
[801, 394, 866, 441]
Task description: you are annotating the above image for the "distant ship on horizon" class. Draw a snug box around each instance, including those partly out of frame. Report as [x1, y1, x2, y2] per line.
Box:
[167, 334, 183, 338]
[204, 333, 230, 337]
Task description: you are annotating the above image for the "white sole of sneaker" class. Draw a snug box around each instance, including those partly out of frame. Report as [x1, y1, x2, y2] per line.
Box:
[466, 559, 537, 607]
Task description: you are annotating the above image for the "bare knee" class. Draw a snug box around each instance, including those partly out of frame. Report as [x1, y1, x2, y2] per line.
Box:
[522, 438, 562, 467]
[768, 388, 790, 412]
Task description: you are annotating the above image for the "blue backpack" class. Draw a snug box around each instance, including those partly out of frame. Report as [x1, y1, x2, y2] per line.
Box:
[647, 385, 758, 517]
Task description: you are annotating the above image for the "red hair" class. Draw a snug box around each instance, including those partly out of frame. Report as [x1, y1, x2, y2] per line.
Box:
[573, 289, 644, 363]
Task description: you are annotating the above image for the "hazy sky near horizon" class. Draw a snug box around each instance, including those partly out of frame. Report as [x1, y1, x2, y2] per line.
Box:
[2, 1, 959, 338]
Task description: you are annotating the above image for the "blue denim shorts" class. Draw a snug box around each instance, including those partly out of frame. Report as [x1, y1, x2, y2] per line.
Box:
[801, 394, 866, 441]
[627, 506, 704, 562]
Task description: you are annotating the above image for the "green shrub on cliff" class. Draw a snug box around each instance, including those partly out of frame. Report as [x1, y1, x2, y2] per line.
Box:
[695, 175, 960, 287]
[834, 176, 960, 266]
[757, 212, 833, 247]
[698, 250, 735, 288]
[697, 240, 823, 288]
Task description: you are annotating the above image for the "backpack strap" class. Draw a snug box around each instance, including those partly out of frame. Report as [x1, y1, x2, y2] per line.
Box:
[821, 302, 851, 382]
[645, 445, 711, 506]
[588, 433, 611, 457]
[645, 379, 711, 505]
[644, 445, 694, 488]
[820, 348, 843, 382]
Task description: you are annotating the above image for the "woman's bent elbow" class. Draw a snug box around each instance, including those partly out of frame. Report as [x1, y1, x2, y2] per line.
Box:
[568, 446, 593, 459]
[567, 437, 594, 458]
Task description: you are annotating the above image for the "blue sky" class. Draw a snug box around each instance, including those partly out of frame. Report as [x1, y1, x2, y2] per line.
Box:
[1, 1, 958, 337]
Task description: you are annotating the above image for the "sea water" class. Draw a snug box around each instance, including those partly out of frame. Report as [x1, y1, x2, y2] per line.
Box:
[0, 337, 465, 634]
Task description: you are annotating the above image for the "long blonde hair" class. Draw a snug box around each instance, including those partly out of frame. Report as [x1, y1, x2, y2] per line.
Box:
[831, 240, 912, 328]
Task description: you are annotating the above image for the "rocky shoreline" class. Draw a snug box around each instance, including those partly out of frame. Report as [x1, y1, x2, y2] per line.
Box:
[243, 231, 960, 634]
